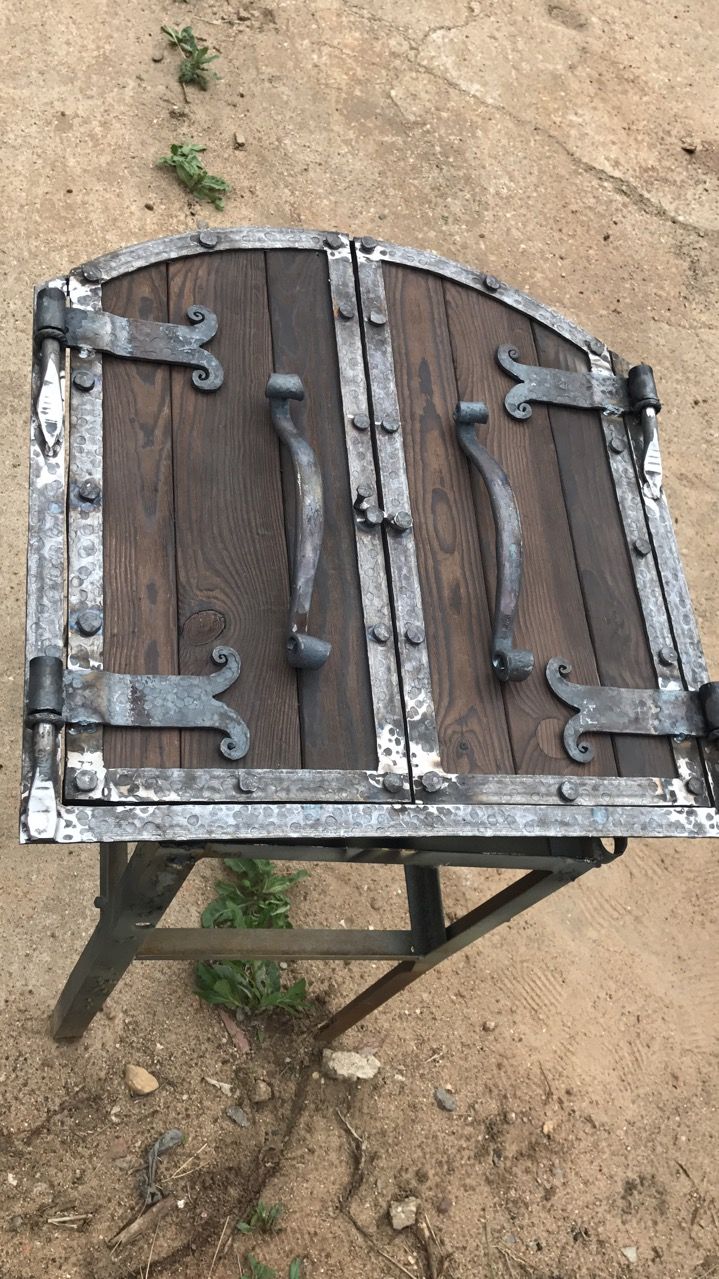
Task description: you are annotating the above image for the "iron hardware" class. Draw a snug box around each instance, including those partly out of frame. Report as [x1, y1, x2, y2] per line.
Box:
[547, 657, 719, 763]
[496, 346, 663, 497]
[35, 286, 224, 397]
[454, 401, 534, 683]
[266, 374, 331, 671]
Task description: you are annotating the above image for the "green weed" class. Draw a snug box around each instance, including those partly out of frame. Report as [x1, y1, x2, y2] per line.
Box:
[157, 142, 229, 209]
[162, 24, 219, 89]
[237, 1200, 285, 1235]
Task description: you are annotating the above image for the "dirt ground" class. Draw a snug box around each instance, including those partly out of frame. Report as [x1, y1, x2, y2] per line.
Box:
[1, 0, 718, 1276]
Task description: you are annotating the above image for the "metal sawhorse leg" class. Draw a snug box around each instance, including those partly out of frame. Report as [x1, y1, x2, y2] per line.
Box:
[52, 839, 620, 1041]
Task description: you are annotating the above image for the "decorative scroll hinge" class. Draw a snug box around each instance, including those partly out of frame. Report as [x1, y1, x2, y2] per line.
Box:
[34, 286, 223, 454]
[547, 658, 719, 765]
[496, 346, 663, 499]
[24, 649, 249, 834]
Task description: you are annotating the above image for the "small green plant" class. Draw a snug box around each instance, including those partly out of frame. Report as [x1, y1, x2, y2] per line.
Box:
[240, 1259, 276, 1279]
[161, 24, 220, 89]
[196, 859, 311, 1016]
[288, 1261, 302, 1279]
[157, 143, 229, 209]
[237, 1200, 285, 1235]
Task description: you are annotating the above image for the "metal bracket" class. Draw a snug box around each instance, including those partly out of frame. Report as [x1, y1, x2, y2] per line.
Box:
[454, 401, 534, 682]
[546, 657, 719, 764]
[36, 285, 223, 395]
[28, 648, 249, 761]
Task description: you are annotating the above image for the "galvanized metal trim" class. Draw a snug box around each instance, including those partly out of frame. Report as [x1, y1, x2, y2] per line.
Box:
[355, 238, 610, 359]
[68, 767, 407, 804]
[65, 276, 105, 792]
[355, 252, 441, 777]
[75, 227, 346, 283]
[49, 800, 719, 845]
[327, 247, 409, 778]
[21, 278, 68, 838]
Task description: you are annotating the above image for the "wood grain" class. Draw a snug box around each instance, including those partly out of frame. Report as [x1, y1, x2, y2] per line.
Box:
[443, 280, 617, 777]
[532, 322, 675, 778]
[102, 264, 180, 768]
[383, 265, 514, 776]
[168, 251, 301, 770]
[265, 250, 376, 769]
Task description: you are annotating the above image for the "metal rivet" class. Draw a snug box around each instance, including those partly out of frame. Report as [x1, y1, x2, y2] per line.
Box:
[588, 337, 605, 357]
[353, 483, 374, 510]
[72, 370, 96, 392]
[198, 229, 218, 249]
[238, 775, 258, 794]
[558, 779, 579, 803]
[388, 510, 413, 533]
[360, 236, 378, 251]
[383, 773, 404, 794]
[81, 264, 102, 283]
[609, 435, 627, 454]
[77, 478, 101, 502]
[338, 302, 355, 321]
[325, 232, 343, 250]
[422, 771, 444, 793]
[352, 413, 370, 431]
[658, 645, 677, 667]
[75, 769, 98, 793]
[368, 310, 387, 326]
[405, 625, 425, 645]
[483, 274, 500, 292]
[94, 895, 108, 910]
[371, 623, 391, 644]
[633, 537, 651, 557]
[76, 608, 103, 636]
[380, 416, 399, 433]
[686, 776, 704, 797]
[363, 506, 385, 528]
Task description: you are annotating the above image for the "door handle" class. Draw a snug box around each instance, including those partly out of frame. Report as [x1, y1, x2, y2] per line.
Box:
[266, 374, 331, 670]
[454, 401, 534, 682]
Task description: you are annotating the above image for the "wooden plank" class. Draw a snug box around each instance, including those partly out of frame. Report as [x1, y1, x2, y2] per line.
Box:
[102, 264, 180, 769]
[265, 250, 376, 770]
[532, 323, 675, 778]
[168, 251, 301, 770]
[383, 265, 514, 776]
[443, 280, 617, 777]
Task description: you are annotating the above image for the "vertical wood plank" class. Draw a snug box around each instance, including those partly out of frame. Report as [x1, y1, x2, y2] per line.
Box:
[444, 281, 617, 777]
[102, 265, 180, 768]
[265, 250, 376, 770]
[532, 323, 675, 777]
[383, 265, 514, 776]
[168, 251, 301, 770]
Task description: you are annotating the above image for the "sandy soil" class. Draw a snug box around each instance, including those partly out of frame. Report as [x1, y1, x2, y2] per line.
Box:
[1, 1, 718, 1276]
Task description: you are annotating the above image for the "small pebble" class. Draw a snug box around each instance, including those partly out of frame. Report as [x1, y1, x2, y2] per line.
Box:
[233, 131, 247, 150]
[680, 139, 697, 154]
[482, 1019, 497, 1032]
[151, 50, 164, 62]
[252, 1078, 273, 1104]
[125, 1064, 159, 1096]
[389, 1196, 420, 1230]
[542, 1119, 555, 1136]
[437, 1197, 452, 1215]
[322, 1050, 380, 1081]
[9, 1215, 23, 1232]
[226, 1105, 250, 1128]
[621, 1246, 638, 1264]
[434, 1087, 456, 1112]
[145, 201, 155, 211]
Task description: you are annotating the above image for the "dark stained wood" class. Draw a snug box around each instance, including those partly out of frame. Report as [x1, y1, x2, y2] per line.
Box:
[532, 323, 675, 777]
[443, 280, 617, 777]
[265, 250, 376, 770]
[383, 265, 514, 776]
[168, 251, 301, 770]
[102, 264, 180, 768]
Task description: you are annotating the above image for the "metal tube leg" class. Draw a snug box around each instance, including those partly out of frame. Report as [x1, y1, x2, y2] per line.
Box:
[315, 866, 591, 1045]
[52, 842, 197, 1040]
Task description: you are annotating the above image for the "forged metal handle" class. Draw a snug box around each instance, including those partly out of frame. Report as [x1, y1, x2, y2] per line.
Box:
[266, 374, 331, 670]
[454, 401, 534, 683]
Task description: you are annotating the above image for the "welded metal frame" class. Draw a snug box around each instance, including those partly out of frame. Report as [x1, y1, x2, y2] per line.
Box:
[21, 226, 718, 846]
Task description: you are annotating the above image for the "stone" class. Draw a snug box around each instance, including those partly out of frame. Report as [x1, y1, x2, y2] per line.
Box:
[252, 1078, 273, 1103]
[542, 1120, 555, 1136]
[621, 1246, 638, 1264]
[226, 1105, 251, 1127]
[434, 1087, 456, 1112]
[151, 50, 164, 63]
[124, 1064, 159, 1096]
[234, 131, 247, 150]
[205, 1076, 233, 1097]
[482, 1019, 497, 1032]
[389, 1196, 420, 1230]
[321, 1050, 381, 1081]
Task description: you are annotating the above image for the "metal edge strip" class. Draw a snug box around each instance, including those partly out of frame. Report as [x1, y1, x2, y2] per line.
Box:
[75, 227, 347, 283]
[64, 275, 105, 790]
[20, 278, 68, 840]
[355, 251, 442, 777]
[47, 800, 719, 844]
